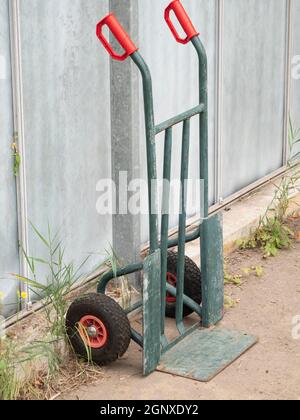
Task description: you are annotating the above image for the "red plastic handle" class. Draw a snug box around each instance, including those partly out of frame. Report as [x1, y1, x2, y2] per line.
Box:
[165, 0, 199, 44]
[96, 13, 138, 61]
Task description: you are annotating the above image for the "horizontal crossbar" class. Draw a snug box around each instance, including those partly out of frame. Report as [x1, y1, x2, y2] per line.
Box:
[167, 225, 200, 248]
[155, 104, 205, 135]
[166, 283, 202, 317]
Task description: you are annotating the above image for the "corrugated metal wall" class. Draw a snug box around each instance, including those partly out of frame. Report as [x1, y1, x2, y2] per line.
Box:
[0, 0, 19, 315]
[292, 0, 300, 133]
[19, 0, 112, 284]
[0, 0, 299, 314]
[1, 0, 113, 315]
[221, 0, 287, 197]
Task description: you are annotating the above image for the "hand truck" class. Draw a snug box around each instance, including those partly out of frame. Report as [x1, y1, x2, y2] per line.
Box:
[66, 0, 257, 382]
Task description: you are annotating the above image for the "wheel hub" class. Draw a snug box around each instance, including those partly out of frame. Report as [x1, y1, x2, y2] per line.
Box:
[79, 315, 108, 349]
[87, 326, 98, 338]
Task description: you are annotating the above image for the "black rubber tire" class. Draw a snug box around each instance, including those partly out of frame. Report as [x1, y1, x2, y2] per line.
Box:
[66, 293, 131, 365]
[166, 251, 202, 318]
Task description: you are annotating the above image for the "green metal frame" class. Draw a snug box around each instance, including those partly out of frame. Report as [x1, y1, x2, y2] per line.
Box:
[97, 35, 224, 375]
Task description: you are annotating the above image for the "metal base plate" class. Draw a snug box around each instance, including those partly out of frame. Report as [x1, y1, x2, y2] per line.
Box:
[157, 328, 258, 382]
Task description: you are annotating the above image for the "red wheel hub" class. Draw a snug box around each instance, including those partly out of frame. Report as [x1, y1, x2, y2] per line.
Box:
[79, 315, 108, 349]
[166, 272, 177, 303]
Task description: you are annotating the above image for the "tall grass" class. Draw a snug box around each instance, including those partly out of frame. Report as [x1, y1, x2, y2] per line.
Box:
[0, 341, 20, 400]
[13, 223, 91, 341]
[0, 224, 130, 399]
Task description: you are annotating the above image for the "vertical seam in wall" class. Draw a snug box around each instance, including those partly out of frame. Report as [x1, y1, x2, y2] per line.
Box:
[283, 0, 293, 164]
[214, 0, 224, 204]
[109, 0, 119, 254]
[9, 0, 30, 306]
[109, 0, 141, 287]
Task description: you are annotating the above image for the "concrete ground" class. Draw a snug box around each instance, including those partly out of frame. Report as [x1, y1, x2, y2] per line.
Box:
[61, 232, 300, 401]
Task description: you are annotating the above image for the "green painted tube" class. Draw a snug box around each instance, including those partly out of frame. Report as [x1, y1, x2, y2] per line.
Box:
[130, 328, 144, 347]
[160, 128, 173, 336]
[125, 301, 143, 315]
[176, 119, 191, 334]
[167, 225, 200, 249]
[97, 262, 143, 294]
[192, 37, 224, 327]
[155, 104, 204, 134]
[192, 37, 209, 218]
[166, 284, 202, 317]
[131, 52, 159, 254]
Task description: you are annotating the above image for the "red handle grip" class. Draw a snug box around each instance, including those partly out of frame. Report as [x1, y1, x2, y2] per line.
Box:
[96, 13, 138, 61]
[165, 0, 199, 44]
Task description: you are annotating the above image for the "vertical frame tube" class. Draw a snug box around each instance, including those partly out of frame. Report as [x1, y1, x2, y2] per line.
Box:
[131, 51, 161, 374]
[192, 35, 224, 327]
[176, 119, 191, 333]
[160, 128, 173, 340]
[192, 36, 209, 218]
[131, 52, 159, 253]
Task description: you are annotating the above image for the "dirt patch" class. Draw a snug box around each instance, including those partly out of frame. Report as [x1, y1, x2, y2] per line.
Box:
[4, 217, 300, 400]
[61, 220, 300, 401]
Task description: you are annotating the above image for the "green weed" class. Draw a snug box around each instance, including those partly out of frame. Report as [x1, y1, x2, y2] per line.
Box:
[239, 119, 300, 257]
[11, 133, 21, 177]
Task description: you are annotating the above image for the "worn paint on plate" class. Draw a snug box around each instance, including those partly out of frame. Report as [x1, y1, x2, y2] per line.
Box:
[158, 328, 258, 382]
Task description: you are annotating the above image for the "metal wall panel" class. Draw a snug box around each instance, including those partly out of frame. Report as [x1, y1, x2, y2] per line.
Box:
[291, 0, 300, 143]
[221, 0, 287, 198]
[0, 0, 20, 316]
[138, 0, 217, 242]
[19, 0, 112, 282]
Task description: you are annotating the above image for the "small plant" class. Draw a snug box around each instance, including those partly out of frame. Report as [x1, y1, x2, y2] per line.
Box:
[103, 246, 132, 310]
[0, 341, 20, 400]
[11, 133, 21, 177]
[255, 266, 263, 277]
[224, 270, 242, 286]
[12, 223, 91, 342]
[242, 266, 264, 278]
[20, 340, 61, 376]
[239, 218, 294, 257]
[288, 117, 300, 162]
[0, 224, 92, 399]
[224, 295, 237, 309]
[239, 118, 300, 257]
